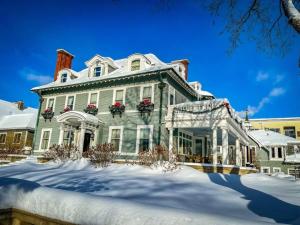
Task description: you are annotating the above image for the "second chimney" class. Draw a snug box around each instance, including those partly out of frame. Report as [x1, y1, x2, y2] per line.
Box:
[171, 59, 189, 80]
[54, 49, 74, 81]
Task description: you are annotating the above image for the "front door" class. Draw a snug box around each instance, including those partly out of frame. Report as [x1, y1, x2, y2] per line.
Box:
[83, 133, 91, 152]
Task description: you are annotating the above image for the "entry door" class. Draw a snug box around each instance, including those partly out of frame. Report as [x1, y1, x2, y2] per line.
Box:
[195, 138, 204, 156]
[83, 133, 91, 152]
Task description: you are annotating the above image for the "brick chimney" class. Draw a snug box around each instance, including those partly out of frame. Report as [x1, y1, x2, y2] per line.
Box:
[171, 59, 189, 80]
[54, 49, 74, 81]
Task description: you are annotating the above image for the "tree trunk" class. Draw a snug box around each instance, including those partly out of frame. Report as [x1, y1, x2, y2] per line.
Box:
[281, 0, 300, 33]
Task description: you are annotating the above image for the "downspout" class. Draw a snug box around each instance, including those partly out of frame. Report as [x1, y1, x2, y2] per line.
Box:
[157, 74, 166, 145]
[31, 91, 43, 155]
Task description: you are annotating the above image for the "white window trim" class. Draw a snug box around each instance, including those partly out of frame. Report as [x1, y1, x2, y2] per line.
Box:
[168, 85, 176, 106]
[269, 146, 285, 161]
[136, 125, 154, 154]
[140, 84, 155, 104]
[88, 92, 99, 108]
[273, 167, 281, 173]
[93, 65, 103, 77]
[60, 73, 68, 83]
[45, 97, 56, 111]
[64, 95, 76, 110]
[39, 128, 52, 151]
[0, 132, 7, 144]
[13, 132, 22, 144]
[261, 166, 270, 174]
[112, 88, 126, 105]
[108, 126, 123, 153]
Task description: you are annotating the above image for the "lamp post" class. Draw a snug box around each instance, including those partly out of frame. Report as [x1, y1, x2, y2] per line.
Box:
[157, 80, 166, 145]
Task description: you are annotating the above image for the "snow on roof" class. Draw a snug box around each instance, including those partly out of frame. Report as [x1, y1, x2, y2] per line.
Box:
[31, 53, 191, 92]
[248, 130, 300, 146]
[250, 117, 300, 121]
[0, 99, 37, 119]
[0, 113, 37, 130]
[198, 90, 214, 97]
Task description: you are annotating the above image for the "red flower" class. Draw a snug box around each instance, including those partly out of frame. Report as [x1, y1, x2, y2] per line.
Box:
[64, 107, 71, 112]
[143, 98, 151, 105]
[44, 108, 52, 113]
[114, 101, 121, 107]
[87, 104, 96, 109]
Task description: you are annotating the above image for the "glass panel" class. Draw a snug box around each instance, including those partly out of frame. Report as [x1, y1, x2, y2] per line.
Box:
[0, 134, 6, 143]
[143, 86, 152, 101]
[90, 93, 97, 105]
[67, 96, 74, 109]
[41, 131, 50, 149]
[140, 128, 150, 139]
[131, 59, 140, 71]
[111, 129, 120, 139]
[111, 139, 120, 151]
[272, 148, 275, 158]
[94, 67, 101, 77]
[48, 99, 54, 109]
[284, 127, 296, 138]
[61, 74, 67, 83]
[115, 90, 124, 104]
[278, 147, 282, 158]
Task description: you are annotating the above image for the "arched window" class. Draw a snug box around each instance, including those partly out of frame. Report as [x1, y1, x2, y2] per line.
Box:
[61, 73, 67, 83]
[94, 66, 101, 77]
[131, 59, 140, 71]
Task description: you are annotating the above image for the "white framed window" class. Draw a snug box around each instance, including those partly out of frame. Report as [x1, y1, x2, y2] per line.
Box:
[46, 97, 55, 110]
[39, 129, 52, 151]
[13, 132, 22, 144]
[136, 125, 153, 153]
[65, 95, 75, 110]
[63, 130, 74, 146]
[261, 167, 270, 174]
[131, 59, 140, 71]
[270, 146, 284, 160]
[94, 66, 102, 77]
[140, 85, 154, 103]
[273, 167, 281, 173]
[113, 89, 125, 105]
[88, 92, 99, 107]
[108, 126, 123, 152]
[61, 73, 67, 83]
[0, 133, 7, 144]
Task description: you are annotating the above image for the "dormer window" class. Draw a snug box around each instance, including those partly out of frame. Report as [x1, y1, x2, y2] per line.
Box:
[94, 67, 101, 77]
[131, 59, 140, 71]
[61, 73, 67, 83]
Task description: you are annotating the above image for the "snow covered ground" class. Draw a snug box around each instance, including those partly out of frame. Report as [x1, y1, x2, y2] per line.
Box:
[0, 159, 300, 225]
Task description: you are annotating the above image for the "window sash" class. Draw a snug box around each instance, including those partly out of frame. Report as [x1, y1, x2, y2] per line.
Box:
[67, 96, 74, 109]
[48, 98, 54, 109]
[63, 130, 74, 146]
[278, 147, 282, 158]
[90, 93, 98, 105]
[13, 133, 21, 143]
[115, 90, 124, 104]
[41, 131, 50, 150]
[131, 60, 140, 71]
[139, 128, 150, 151]
[94, 67, 101, 77]
[61, 74, 67, 83]
[111, 129, 121, 151]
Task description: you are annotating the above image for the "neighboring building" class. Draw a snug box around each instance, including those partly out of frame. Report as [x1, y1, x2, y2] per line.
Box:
[248, 129, 300, 176]
[0, 100, 37, 153]
[249, 117, 300, 140]
[31, 49, 250, 167]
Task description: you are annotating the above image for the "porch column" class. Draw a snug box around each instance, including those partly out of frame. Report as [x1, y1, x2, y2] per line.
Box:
[212, 128, 218, 165]
[169, 128, 174, 160]
[79, 123, 86, 155]
[58, 125, 64, 145]
[235, 139, 240, 166]
[222, 128, 229, 165]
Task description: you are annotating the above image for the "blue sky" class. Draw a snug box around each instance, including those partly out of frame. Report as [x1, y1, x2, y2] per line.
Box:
[0, 0, 299, 118]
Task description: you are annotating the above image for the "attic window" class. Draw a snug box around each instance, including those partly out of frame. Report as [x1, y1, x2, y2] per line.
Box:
[94, 67, 101, 77]
[61, 73, 67, 83]
[131, 59, 140, 71]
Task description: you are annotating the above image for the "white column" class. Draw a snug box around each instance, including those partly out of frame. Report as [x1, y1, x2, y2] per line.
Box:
[212, 128, 218, 165]
[169, 128, 174, 160]
[93, 129, 98, 146]
[58, 125, 64, 145]
[79, 123, 86, 156]
[235, 139, 240, 166]
[222, 128, 229, 165]
[244, 146, 248, 166]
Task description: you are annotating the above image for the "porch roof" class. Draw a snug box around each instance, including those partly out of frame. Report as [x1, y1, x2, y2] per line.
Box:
[55, 111, 102, 126]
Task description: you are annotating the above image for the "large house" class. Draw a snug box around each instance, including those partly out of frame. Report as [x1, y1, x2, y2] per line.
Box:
[31, 49, 250, 166]
[0, 100, 37, 153]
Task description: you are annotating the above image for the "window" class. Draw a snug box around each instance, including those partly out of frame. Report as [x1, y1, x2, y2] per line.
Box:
[278, 147, 282, 158]
[94, 67, 101, 77]
[114, 90, 124, 104]
[297, 131, 300, 137]
[273, 167, 281, 173]
[131, 59, 140, 71]
[63, 130, 74, 146]
[66, 96, 75, 110]
[136, 125, 153, 152]
[142, 86, 152, 102]
[47, 98, 55, 109]
[0, 133, 6, 144]
[284, 126, 296, 138]
[266, 128, 280, 133]
[111, 129, 121, 151]
[61, 73, 67, 83]
[271, 147, 276, 158]
[170, 93, 174, 105]
[261, 167, 270, 174]
[13, 133, 22, 144]
[89, 93, 98, 105]
[40, 130, 51, 150]
[177, 131, 193, 155]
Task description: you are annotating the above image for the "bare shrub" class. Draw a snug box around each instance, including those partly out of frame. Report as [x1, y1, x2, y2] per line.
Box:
[137, 145, 178, 172]
[43, 144, 80, 162]
[0, 149, 19, 160]
[83, 143, 118, 167]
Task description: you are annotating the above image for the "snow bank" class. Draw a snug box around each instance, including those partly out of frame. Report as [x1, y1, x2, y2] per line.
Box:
[0, 177, 261, 225]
